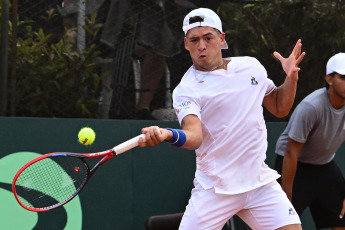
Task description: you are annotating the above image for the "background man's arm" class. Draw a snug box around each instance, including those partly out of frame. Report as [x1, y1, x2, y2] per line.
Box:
[281, 137, 304, 200]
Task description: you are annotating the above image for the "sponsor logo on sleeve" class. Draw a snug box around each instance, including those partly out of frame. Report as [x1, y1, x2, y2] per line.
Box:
[176, 101, 192, 114]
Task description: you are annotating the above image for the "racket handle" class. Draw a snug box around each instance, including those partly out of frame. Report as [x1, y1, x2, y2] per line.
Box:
[112, 134, 146, 155]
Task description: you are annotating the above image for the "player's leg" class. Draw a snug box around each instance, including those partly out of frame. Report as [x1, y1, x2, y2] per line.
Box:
[178, 180, 242, 230]
[237, 181, 301, 230]
[276, 224, 302, 230]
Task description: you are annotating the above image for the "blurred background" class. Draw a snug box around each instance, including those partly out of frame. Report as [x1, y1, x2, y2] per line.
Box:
[0, 0, 344, 121]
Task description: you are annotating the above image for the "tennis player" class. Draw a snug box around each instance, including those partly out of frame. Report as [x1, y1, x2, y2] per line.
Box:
[139, 8, 305, 230]
[274, 52, 345, 230]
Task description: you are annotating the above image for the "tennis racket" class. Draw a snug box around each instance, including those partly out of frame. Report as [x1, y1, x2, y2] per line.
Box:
[12, 133, 147, 212]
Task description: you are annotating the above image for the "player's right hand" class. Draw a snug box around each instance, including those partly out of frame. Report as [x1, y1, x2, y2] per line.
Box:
[139, 126, 169, 147]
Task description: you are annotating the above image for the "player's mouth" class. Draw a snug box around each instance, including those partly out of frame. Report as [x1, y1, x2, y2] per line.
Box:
[199, 54, 207, 60]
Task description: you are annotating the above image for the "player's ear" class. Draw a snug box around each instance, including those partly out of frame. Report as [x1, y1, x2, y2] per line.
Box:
[184, 37, 190, 51]
[220, 32, 226, 46]
[325, 74, 333, 86]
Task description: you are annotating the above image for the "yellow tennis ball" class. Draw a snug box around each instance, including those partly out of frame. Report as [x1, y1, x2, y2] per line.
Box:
[78, 127, 96, 145]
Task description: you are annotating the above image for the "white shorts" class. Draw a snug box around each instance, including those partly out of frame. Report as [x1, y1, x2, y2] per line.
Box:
[179, 180, 301, 230]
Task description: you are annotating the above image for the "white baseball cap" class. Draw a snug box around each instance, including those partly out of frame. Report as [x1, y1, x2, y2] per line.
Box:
[182, 8, 228, 49]
[326, 52, 345, 75]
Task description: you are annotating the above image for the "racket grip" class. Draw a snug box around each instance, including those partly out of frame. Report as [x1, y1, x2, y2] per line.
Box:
[112, 134, 146, 155]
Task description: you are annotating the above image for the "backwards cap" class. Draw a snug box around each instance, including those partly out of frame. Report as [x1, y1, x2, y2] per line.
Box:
[183, 8, 228, 49]
[326, 52, 345, 75]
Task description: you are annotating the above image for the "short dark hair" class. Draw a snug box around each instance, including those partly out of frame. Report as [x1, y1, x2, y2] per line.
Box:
[187, 16, 221, 34]
[189, 16, 204, 24]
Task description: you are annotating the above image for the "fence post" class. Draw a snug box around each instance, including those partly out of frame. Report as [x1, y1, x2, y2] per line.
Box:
[77, 0, 86, 57]
[0, 0, 9, 116]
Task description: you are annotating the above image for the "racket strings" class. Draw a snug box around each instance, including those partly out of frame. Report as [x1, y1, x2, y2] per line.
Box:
[15, 156, 88, 209]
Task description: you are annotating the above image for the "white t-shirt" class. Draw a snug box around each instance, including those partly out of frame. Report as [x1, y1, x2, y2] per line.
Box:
[173, 56, 280, 194]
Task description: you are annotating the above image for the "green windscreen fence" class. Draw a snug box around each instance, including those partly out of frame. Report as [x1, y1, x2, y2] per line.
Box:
[1, 117, 344, 229]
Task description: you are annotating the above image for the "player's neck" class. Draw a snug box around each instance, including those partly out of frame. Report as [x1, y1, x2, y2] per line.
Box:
[193, 59, 230, 72]
[194, 60, 223, 72]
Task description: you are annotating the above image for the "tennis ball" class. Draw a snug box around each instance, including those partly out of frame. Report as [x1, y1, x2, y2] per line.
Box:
[78, 127, 96, 145]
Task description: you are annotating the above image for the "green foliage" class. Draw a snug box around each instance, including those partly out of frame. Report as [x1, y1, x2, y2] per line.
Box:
[12, 10, 105, 118]
[220, 0, 345, 121]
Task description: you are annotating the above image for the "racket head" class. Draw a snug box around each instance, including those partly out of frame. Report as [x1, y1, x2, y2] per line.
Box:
[12, 153, 90, 212]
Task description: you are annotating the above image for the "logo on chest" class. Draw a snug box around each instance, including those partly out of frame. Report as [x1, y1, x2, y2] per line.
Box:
[251, 77, 258, 85]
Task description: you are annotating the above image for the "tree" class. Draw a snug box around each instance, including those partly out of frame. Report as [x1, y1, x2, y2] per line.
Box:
[220, 0, 345, 121]
[11, 9, 105, 118]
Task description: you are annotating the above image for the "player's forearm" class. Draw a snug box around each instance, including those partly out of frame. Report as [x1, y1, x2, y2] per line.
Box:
[164, 127, 202, 150]
[180, 129, 202, 150]
[275, 73, 298, 117]
[179, 114, 203, 150]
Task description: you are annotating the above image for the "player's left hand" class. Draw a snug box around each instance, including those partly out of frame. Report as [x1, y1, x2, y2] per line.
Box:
[273, 39, 305, 80]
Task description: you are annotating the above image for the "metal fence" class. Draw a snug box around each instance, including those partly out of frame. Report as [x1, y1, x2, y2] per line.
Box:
[1, 0, 345, 120]
[1, 0, 217, 119]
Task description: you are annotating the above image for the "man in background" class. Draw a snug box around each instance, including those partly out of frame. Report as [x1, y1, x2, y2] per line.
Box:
[275, 53, 345, 230]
